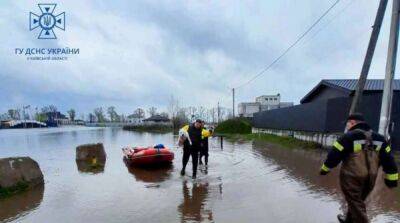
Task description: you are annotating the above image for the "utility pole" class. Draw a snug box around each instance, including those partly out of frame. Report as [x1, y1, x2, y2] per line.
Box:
[217, 102, 220, 124]
[232, 88, 235, 118]
[379, 0, 400, 136]
[349, 0, 388, 115]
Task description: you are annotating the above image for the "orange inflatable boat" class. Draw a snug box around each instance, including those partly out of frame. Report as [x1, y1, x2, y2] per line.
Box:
[122, 145, 174, 166]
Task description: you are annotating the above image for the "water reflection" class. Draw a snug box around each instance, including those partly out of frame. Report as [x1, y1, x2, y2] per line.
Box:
[124, 162, 173, 183]
[0, 184, 44, 222]
[0, 128, 398, 222]
[251, 139, 400, 219]
[76, 159, 106, 174]
[178, 181, 213, 223]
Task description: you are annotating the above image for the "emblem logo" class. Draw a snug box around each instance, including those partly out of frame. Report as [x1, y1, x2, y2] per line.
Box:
[29, 4, 65, 39]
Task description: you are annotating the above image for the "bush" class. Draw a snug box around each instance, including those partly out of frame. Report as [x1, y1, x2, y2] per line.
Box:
[215, 118, 252, 134]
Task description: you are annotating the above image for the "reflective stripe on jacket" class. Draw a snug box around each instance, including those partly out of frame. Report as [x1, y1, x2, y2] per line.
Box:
[320, 122, 398, 184]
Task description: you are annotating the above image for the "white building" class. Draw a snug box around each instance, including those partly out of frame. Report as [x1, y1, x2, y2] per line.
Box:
[238, 94, 294, 117]
[256, 94, 281, 111]
[238, 102, 261, 118]
[127, 114, 143, 124]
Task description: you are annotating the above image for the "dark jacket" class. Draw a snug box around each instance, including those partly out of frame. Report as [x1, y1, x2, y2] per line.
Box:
[321, 122, 398, 187]
[184, 124, 202, 150]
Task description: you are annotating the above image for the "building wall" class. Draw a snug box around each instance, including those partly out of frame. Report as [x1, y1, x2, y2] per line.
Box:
[253, 99, 329, 132]
[238, 103, 260, 117]
[302, 86, 349, 104]
[256, 94, 281, 106]
[279, 102, 294, 108]
[252, 128, 340, 148]
[253, 91, 400, 150]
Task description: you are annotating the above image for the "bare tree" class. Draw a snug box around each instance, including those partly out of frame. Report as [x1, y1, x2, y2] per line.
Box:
[176, 108, 189, 128]
[67, 109, 76, 121]
[167, 95, 179, 119]
[197, 106, 207, 122]
[208, 108, 217, 124]
[94, 107, 105, 123]
[8, 109, 20, 120]
[88, 113, 96, 123]
[133, 108, 145, 119]
[160, 112, 169, 118]
[107, 106, 119, 122]
[120, 114, 126, 123]
[148, 107, 157, 117]
[187, 106, 197, 122]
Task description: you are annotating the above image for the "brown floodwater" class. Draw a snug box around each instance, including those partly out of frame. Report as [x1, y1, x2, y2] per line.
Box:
[0, 127, 399, 223]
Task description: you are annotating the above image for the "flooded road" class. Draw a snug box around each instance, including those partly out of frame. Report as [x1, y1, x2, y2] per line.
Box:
[0, 127, 399, 223]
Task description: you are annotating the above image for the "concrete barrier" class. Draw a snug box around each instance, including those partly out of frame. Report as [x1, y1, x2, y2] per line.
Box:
[76, 160, 105, 174]
[76, 143, 106, 161]
[0, 157, 44, 198]
[76, 143, 106, 173]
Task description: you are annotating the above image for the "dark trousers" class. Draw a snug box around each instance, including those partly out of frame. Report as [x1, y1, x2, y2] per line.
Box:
[340, 175, 373, 223]
[182, 146, 199, 177]
[199, 146, 209, 165]
[340, 150, 379, 223]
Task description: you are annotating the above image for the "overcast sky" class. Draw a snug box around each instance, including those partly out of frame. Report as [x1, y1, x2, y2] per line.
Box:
[0, 0, 399, 117]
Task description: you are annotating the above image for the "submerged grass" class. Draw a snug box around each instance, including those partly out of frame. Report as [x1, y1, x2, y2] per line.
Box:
[0, 181, 29, 199]
[223, 133, 321, 150]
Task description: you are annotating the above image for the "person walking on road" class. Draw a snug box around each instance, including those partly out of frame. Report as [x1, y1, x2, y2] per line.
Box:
[179, 119, 203, 179]
[320, 113, 398, 223]
[199, 122, 212, 166]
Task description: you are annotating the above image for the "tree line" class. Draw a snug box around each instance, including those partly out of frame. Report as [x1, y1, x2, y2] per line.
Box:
[0, 98, 232, 127]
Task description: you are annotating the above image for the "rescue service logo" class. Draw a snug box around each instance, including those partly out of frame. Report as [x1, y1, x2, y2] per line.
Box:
[14, 3, 78, 61]
[29, 3, 65, 39]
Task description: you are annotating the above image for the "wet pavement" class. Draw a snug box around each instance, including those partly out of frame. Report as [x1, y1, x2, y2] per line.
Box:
[0, 127, 399, 223]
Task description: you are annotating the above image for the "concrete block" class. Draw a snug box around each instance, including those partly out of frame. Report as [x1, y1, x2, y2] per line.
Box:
[76, 143, 106, 161]
[0, 157, 44, 197]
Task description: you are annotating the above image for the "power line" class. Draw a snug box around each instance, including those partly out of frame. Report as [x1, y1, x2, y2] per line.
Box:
[234, 0, 341, 89]
[303, 0, 355, 45]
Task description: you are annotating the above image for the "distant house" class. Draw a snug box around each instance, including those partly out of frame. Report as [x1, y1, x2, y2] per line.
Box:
[143, 115, 171, 125]
[253, 79, 400, 149]
[238, 93, 294, 117]
[74, 119, 86, 125]
[127, 114, 143, 124]
[45, 111, 69, 125]
[0, 114, 10, 122]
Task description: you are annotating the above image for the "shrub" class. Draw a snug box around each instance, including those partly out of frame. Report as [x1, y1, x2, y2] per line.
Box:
[215, 118, 252, 134]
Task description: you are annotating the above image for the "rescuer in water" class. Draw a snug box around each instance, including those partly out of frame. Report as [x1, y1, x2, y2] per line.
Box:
[199, 121, 212, 166]
[320, 113, 398, 223]
[179, 119, 203, 179]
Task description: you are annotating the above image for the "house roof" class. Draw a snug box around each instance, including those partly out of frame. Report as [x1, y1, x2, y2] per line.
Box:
[301, 79, 400, 104]
[324, 79, 400, 91]
[143, 115, 170, 122]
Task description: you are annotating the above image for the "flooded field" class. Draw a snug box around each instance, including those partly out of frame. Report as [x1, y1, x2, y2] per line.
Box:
[0, 127, 399, 223]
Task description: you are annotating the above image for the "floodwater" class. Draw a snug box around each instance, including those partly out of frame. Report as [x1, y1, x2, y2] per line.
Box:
[0, 127, 399, 223]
